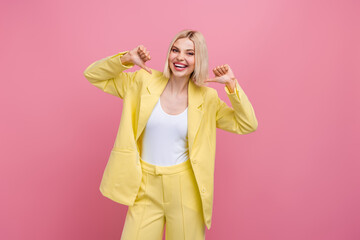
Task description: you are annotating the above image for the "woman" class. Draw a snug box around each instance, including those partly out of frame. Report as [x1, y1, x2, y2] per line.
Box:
[83, 29, 258, 240]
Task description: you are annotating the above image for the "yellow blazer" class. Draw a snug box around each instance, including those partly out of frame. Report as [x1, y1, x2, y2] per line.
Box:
[83, 51, 258, 230]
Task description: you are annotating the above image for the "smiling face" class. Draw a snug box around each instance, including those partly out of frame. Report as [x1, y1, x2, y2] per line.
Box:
[168, 38, 195, 80]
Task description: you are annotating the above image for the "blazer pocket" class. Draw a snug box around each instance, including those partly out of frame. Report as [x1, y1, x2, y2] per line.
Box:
[103, 148, 141, 192]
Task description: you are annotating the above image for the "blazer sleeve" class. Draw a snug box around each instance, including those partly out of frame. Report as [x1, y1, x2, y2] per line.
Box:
[216, 80, 258, 134]
[83, 51, 138, 99]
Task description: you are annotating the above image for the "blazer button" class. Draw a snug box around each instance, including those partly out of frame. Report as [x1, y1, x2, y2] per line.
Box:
[201, 186, 206, 193]
[192, 159, 197, 164]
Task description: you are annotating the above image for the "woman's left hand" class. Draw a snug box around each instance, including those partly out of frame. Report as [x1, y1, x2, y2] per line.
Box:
[205, 64, 237, 93]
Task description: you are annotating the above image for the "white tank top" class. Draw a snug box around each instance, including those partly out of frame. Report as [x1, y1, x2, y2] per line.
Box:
[140, 98, 189, 166]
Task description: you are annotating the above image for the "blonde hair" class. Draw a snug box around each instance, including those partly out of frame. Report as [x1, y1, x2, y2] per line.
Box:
[163, 29, 209, 87]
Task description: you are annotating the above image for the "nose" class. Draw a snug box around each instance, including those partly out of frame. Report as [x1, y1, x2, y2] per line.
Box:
[176, 52, 185, 61]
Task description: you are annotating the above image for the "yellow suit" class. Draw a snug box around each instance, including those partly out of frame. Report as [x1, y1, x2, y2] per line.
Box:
[83, 51, 258, 230]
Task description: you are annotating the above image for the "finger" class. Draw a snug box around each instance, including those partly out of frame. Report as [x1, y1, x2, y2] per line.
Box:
[222, 65, 229, 73]
[139, 52, 147, 59]
[217, 67, 225, 75]
[213, 67, 221, 77]
[137, 46, 147, 56]
[218, 65, 227, 75]
[138, 48, 147, 55]
[141, 47, 147, 54]
[212, 67, 218, 75]
[217, 65, 224, 74]
[142, 56, 150, 63]
[137, 46, 143, 53]
[141, 53, 151, 62]
[140, 49, 151, 60]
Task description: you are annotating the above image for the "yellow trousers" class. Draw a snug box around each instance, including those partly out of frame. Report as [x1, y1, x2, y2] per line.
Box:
[120, 158, 206, 240]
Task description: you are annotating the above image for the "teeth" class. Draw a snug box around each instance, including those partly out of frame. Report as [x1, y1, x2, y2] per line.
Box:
[174, 64, 187, 68]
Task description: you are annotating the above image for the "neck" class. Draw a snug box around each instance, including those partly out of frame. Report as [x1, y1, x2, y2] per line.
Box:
[167, 75, 189, 96]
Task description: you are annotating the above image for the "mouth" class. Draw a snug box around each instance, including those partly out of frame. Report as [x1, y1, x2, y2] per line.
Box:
[173, 63, 188, 71]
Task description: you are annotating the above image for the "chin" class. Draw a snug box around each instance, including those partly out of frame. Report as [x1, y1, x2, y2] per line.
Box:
[174, 72, 191, 78]
[171, 69, 191, 77]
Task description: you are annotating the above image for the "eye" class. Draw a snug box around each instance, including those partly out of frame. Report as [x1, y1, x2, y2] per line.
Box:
[188, 52, 194, 56]
[172, 48, 178, 52]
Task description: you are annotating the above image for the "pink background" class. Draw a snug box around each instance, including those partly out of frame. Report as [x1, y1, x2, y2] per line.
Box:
[1, 0, 359, 239]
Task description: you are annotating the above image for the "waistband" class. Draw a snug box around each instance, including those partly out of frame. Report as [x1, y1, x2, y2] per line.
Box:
[140, 159, 192, 175]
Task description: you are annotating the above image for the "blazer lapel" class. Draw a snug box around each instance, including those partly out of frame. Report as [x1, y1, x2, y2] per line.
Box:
[135, 74, 204, 158]
[136, 74, 168, 142]
[187, 79, 204, 158]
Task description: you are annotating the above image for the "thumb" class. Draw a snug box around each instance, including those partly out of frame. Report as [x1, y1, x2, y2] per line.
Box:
[205, 77, 217, 83]
[139, 62, 152, 74]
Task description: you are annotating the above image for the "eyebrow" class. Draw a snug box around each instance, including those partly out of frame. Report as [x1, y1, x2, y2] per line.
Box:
[172, 46, 194, 51]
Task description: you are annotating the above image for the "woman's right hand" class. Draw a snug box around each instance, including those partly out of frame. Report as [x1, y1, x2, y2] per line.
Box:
[121, 45, 152, 74]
